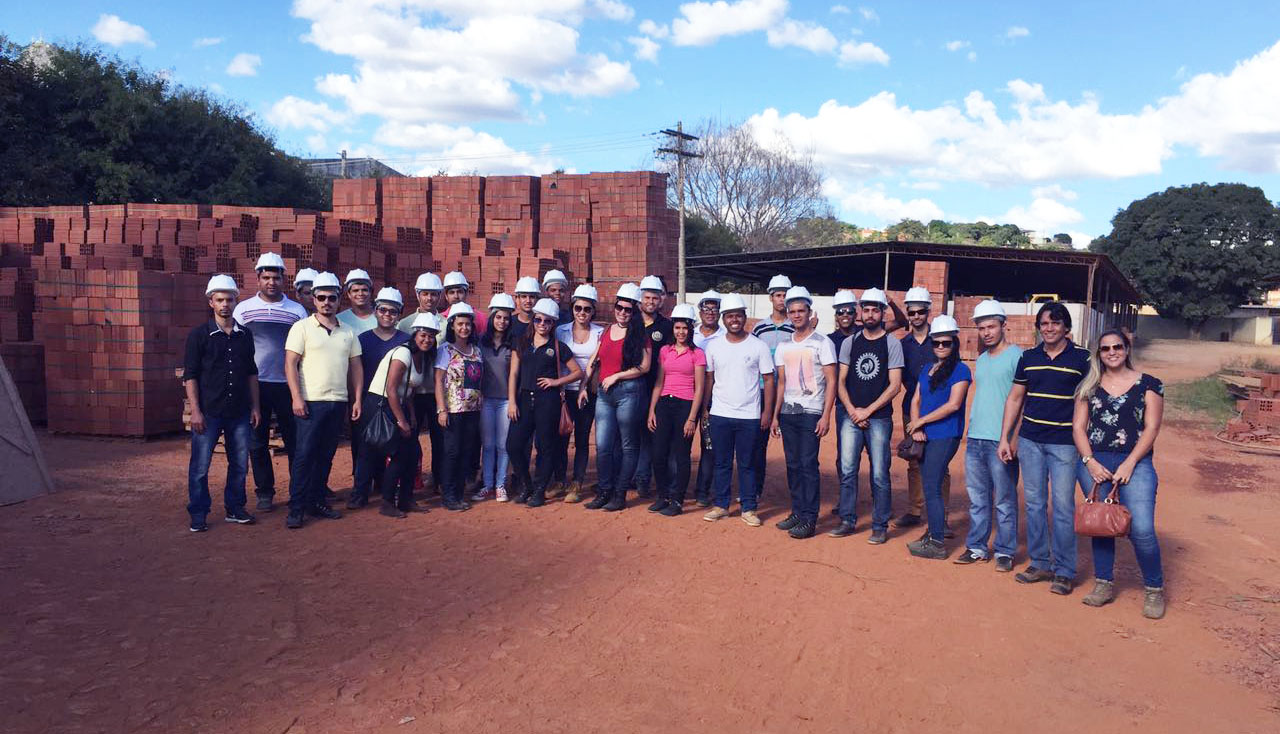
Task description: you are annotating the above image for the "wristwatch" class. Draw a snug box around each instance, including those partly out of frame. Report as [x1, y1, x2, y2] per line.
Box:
[1081, 455, 1093, 465]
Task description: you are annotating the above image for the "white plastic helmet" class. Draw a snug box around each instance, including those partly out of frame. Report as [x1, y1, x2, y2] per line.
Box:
[571, 284, 598, 302]
[312, 272, 342, 292]
[859, 287, 888, 306]
[411, 312, 441, 332]
[930, 314, 960, 335]
[542, 269, 568, 287]
[532, 298, 559, 320]
[615, 283, 642, 303]
[488, 293, 516, 311]
[442, 271, 469, 290]
[767, 274, 792, 293]
[697, 289, 721, 306]
[255, 252, 286, 272]
[344, 268, 372, 286]
[205, 274, 239, 297]
[447, 302, 475, 318]
[639, 275, 665, 293]
[784, 285, 813, 305]
[294, 268, 318, 288]
[670, 303, 697, 322]
[374, 287, 403, 307]
[514, 276, 542, 295]
[832, 289, 857, 308]
[719, 293, 748, 313]
[972, 299, 1007, 323]
[904, 286, 932, 305]
[414, 272, 443, 292]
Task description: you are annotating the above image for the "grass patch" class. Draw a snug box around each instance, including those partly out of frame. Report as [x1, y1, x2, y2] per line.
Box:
[1223, 355, 1280, 371]
[1165, 376, 1237, 422]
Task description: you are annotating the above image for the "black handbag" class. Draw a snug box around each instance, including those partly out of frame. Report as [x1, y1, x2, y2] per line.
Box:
[362, 348, 408, 455]
[896, 435, 925, 461]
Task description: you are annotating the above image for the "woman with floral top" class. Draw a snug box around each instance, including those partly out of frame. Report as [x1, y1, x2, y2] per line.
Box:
[434, 304, 485, 512]
[1072, 328, 1166, 619]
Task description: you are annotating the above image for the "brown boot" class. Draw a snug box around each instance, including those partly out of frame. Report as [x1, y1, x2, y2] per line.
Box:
[1143, 587, 1166, 620]
[1082, 580, 1115, 607]
[546, 481, 567, 499]
[564, 480, 584, 503]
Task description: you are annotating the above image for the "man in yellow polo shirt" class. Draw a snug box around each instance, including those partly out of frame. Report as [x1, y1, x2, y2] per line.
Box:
[284, 271, 364, 529]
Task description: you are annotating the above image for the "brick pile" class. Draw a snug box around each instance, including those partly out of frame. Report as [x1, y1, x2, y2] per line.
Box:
[0, 342, 45, 424]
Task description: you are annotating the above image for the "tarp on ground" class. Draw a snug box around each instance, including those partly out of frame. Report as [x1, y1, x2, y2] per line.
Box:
[0, 357, 53, 505]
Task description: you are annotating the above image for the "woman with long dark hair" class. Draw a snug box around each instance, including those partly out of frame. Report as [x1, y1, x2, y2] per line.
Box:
[364, 313, 438, 517]
[557, 285, 604, 503]
[905, 315, 971, 559]
[434, 304, 484, 511]
[646, 304, 706, 516]
[478, 294, 516, 502]
[1073, 328, 1166, 619]
[583, 283, 651, 511]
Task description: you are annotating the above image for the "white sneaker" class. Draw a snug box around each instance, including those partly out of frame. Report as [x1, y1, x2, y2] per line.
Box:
[741, 510, 762, 527]
[495, 487, 509, 503]
[470, 488, 491, 502]
[703, 506, 729, 522]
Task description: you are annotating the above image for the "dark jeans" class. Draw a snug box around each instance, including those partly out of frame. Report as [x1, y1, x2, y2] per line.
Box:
[382, 430, 423, 508]
[921, 436, 961, 542]
[652, 396, 695, 502]
[187, 411, 252, 520]
[562, 389, 595, 482]
[779, 412, 821, 523]
[709, 415, 760, 511]
[289, 401, 347, 514]
[695, 439, 715, 503]
[507, 389, 561, 493]
[413, 392, 444, 486]
[441, 410, 480, 504]
[352, 395, 392, 502]
[249, 381, 295, 499]
[752, 394, 770, 500]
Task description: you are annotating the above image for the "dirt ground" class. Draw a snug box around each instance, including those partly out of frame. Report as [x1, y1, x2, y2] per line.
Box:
[2, 339, 1278, 733]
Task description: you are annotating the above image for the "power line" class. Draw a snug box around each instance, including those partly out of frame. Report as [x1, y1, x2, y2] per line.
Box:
[656, 121, 702, 300]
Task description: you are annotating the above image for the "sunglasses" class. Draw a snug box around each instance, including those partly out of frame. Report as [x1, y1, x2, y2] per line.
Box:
[375, 307, 400, 315]
[533, 317, 554, 326]
[931, 339, 955, 348]
[835, 308, 855, 316]
[614, 303, 634, 313]
[313, 294, 338, 303]
[907, 309, 929, 317]
[699, 304, 719, 312]
[298, 288, 313, 296]
[1097, 343, 1126, 353]
[573, 304, 594, 313]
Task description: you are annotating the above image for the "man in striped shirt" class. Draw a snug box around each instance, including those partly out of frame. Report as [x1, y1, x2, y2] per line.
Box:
[998, 302, 1091, 596]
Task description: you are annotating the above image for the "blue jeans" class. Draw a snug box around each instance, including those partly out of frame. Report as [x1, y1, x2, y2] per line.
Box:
[187, 412, 252, 520]
[1077, 453, 1163, 588]
[837, 415, 893, 531]
[963, 439, 1020, 559]
[709, 415, 760, 510]
[289, 401, 347, 514]
[779, 412, 821, 523]
[594, 379, 644, 492]
[921, 436, 961, 542]
[1020, 438, 1081, 579]
[833, 404, 846, 485]
[481, 398, 510, 490]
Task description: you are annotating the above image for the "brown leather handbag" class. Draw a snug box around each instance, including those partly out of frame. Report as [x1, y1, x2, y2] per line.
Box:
[554, 339, 574, 437]
[1074, 481, 1132, 537]
[896, 435, 925, 461]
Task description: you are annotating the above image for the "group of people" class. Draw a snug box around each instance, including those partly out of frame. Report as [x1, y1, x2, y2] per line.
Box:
[183, 256, 1167, 619]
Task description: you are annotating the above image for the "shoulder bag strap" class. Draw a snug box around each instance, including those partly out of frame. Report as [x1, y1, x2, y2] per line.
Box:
[554, 338, 567, 400]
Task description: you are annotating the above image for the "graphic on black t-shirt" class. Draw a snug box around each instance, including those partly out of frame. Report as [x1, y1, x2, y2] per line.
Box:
[855, 352, 881, 381]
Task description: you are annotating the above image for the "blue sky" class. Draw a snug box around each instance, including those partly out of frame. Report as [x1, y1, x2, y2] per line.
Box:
[8, 0, 1280, 244]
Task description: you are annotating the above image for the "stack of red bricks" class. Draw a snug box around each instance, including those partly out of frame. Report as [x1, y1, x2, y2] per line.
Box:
[0, 342, 45, 424]
[379, 178, 431, 288]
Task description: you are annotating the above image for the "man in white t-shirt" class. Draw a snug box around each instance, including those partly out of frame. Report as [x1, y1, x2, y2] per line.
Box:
[770, 287, 837, 539]
[701, 293, 776, 527]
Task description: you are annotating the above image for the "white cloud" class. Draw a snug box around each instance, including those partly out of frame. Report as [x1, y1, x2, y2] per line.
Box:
[638, 19, 670, 38]
[944, 40, 969, 52]
[906, 180, 941, 190]
[967, 50, 977, 62]
[266, 95, 347, 132]
[838, 40, 889, 66]
[193, 37, 223, 48]
[374, 121, 561, 176]
[669, 0, 788, 46]
[225, 53, 262, 77]
[1031, 184, 1078, 201]
[828, 181, 944, 224]
[1006, 26, 1030, 39]
[858, 6, 878, 22]
[993, 196, 1084, 234]
[767, 19, 838, 54]
[1006, 78, 1046, 104]
[629, 36, 661, 62]
[830, 4, 851, 13]
[306, 133, 328, 153]
[91, 14, 154, 47]
[591, 0, 634, 21]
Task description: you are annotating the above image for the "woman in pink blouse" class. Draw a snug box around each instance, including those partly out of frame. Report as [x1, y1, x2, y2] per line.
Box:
[645, 304, 707, 516]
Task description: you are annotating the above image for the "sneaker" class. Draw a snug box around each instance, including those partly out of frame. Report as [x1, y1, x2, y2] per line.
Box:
[442, 500, 470, 512]
[788, 521, 816, 539]
[695, 497, 712, 508]
[189, 518, 209, 533]
[741, 510, 762, 527]
[828, 520, 857, 538]
[703, 506, 729, 522]
[1050, 576, 1074, 596]
[1082, 580, 1116, 607]
[584, 492, 609, 510]
[495, 487, 510, 503]
[285, 512, 304, 529]
[225, 510, 256, 525]
[660, 502, 683, 517]
[402, 502, 430, 514]
[470, 488, 492, 502]
[1015, 566, 1054, 584]
[953, 549, 988, 565]
[994, 556, 1014, 573]
[603, 491, 626, 511]
[345, 495, 368, 510]
[255, 496, 274, 512]
[527, 492, 546, 508]
[380, 503, 407, 519]
[1143, 587, 1167, 620]
[648, 499, 670, 513]
[776, 513, 801, 531]
[564, 481, 584, 504]
[893, 513, 922, 528]
[546, 481, 567, 499]
[310, 506, 343, 520]
[866, 529, 888, 545]
[907, 536, 948, 560]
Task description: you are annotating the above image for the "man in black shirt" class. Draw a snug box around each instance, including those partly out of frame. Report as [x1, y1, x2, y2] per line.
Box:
[632, 274, 674, 498]
[183, 275, 262, 532]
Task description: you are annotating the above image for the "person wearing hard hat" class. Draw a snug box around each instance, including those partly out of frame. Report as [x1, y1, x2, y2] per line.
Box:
[998, 302, 1091, 595]
[478, 294, 517, 502]
[283, 272, 362, 529]
[348, 287, 412, 509]
[749, 274, 795, 504]
[505, 298, 584, 507]
[826, 289, 859, 492]
[183, 274, 262, 532]
[337, 269, 377, 335]
[233, 253, 308, 513]
[441, 271, 488, 336]
[554, 284, 604, 502]
[904, 315, 972, 560]
[955, 299, 1022, 571]
[833, 286, 904, 544]
[294, 267, 318, 311]
[434, 302, 485, 511]
[693, 290, 725, 350]
[632, 275, 674, 500]
[769, 286, 838, 539]
[397, 272, 443, 334]
[644, 303, 706, 516]
[399, 272, 446, 495]
[701, 293, 776, 527]
[511, 276, 542, 339]
[692, 289, 725, 506]
[894, 286, 952, 532]
[542, 269, 573, 326]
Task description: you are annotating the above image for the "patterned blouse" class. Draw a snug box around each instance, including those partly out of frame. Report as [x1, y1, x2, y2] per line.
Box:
[1086, 373, 1163, 453]
[434, 343, 484, 414]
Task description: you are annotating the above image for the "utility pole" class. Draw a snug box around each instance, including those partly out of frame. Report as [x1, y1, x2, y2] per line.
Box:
[658, 122, 701, 302]
[339, 149, 347, 179]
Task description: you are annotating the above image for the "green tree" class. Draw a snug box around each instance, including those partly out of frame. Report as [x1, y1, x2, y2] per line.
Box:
[684, 213, 745, 292]
[780, 216, 859, 248]
[1091, 183, 1280, 334]
[885, 218, 927, 241]
[1052, 232, 1073, 246]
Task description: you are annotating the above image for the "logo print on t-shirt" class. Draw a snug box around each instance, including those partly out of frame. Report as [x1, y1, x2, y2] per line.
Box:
[855, 352, 881, 381]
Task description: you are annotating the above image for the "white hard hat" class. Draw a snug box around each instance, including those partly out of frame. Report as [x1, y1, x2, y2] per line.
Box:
[294, 268, 318, 288]
[784, 285, 812, 305]
[904, 286, 932, 305]
[572, 284, 598, 302]
[374, 287, 403, 307]
[833, 289, 857, 308]
[255, 252, 286, 272]
[447, 302, 475, 318]
[344, 268, 371, 286]
[532, 298, 559, 320]
[205, 274, 239, 297]
[411, 312, 441, 332]
[973, 299, 1007, 322]
[719, 293, 748, 313]
[312, 272, 342, 292]
[514, 276, 542, 295]
[442, 271, 469, 290]
[767, 274, 792, 293]
[488, 293, 516, 311]
[615, 283, 642, 303]
[670, 304, 697, 322]
[639, 275, 665, 293]
[930, 314, 960, 335]
[697, 289, 721, 306]
[414, 272, 443, 292]
[859, 287, 888, 306]
[542, 269, 568, 286]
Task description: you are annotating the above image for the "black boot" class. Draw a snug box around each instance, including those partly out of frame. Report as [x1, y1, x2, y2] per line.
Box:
[604, 487, 626, 512]
[527, 485, 546, 508]
[584, 487, 610, 510]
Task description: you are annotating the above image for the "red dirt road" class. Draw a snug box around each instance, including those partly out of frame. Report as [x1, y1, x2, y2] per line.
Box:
[2, 340, 1277, 733]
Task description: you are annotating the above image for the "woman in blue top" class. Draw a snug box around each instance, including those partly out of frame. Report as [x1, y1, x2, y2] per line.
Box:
[905, 315, 971, 559]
